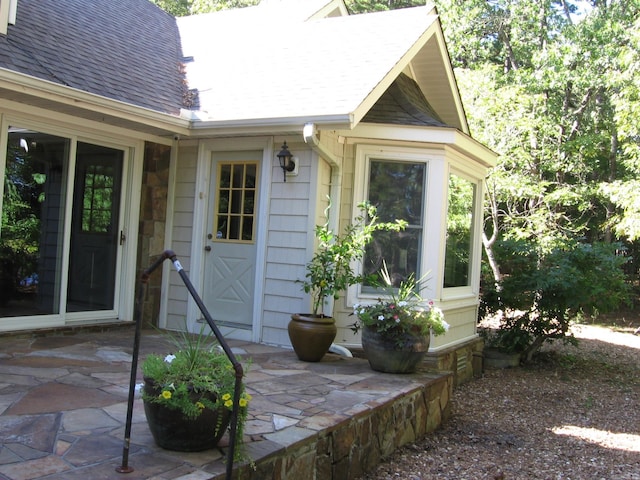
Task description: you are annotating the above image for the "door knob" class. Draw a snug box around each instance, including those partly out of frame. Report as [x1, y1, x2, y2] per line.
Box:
[204, 246, 211, 252]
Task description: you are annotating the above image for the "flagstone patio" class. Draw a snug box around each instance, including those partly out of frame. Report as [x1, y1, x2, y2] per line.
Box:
[0, 325, 452, 480]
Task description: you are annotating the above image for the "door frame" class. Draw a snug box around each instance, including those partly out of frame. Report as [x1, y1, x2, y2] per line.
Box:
[0, 110, 145, 331]
[188, 137, 272, 342]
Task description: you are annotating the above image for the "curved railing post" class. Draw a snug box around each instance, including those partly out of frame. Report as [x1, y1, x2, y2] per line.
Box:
[118, 250, 243, 480]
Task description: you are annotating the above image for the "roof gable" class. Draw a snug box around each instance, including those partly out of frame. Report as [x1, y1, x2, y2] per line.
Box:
[178, 3, 467, 132]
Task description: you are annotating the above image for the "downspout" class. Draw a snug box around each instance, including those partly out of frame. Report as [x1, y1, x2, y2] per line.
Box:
[302, 123, 353, 358]
[302, 122, 342, 214]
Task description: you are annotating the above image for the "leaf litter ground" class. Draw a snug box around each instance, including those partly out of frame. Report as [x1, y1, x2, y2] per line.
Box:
[363, 317, 640, 480]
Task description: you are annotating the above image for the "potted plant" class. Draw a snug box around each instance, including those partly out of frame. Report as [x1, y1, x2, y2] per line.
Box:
[141, 326, 251, 454]
[288, 201, 406, 362]
[350, 265, 449, 373]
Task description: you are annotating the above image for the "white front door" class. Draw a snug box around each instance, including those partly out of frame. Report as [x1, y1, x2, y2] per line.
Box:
[203, 151, 260, 331]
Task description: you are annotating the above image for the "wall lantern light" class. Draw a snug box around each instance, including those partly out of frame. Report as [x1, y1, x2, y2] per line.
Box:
[276, 141, 296, 182]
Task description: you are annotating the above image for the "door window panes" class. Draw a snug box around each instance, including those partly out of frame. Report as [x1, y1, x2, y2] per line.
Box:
[66, 143, 123, 311]
[215, 162, 257, 242]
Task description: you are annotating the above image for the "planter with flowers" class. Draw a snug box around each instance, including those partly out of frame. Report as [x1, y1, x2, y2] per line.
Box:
[351, 266, 449, 373]
[141, 327, 251, 453]
[288, 201, 406, 362]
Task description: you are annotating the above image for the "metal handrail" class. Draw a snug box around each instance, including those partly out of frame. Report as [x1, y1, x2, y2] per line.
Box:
[118, 250, 244, 480]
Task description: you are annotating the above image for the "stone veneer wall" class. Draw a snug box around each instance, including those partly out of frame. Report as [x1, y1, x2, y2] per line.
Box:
[135, 142, 171, 327]
[424, 337, 485, 386]
[231, 373, 453, 479]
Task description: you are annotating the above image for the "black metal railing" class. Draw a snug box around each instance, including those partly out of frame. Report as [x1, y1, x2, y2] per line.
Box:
[118, 250, 244, 480]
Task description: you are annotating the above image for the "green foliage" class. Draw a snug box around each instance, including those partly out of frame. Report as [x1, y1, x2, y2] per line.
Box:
[149, 0, 258, 16]
[481, 239, 631, 362]
[1, 146, 45, 301]
[301, 201, 406, 316]
[141, 326, 251, 458]
[351, 263, 449, 346]
[344, 0, 424, 14]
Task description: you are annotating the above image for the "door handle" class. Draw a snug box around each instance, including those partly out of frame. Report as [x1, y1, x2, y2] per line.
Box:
[204, 246, 211, 252]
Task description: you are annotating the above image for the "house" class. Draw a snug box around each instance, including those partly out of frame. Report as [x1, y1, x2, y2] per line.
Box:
[0, 0, 495, 380]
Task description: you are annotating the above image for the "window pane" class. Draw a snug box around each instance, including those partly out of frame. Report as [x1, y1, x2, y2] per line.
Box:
[219, 165, 231, 188]
[363, 160, 425, 290]
[245, 164, 256, 188]
[1, 128, 70, 316]
[444, 174, 476, 287]
[229, 216, 240, 240]
[242, 217, 253, 240]
[218, 190, 229, 214]
[368, 160, 424, 224]
[81, 164, 115, 233]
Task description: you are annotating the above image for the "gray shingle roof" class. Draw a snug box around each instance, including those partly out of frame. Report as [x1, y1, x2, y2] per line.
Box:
[0, 0, 185, 114]
[0, 0, 465, 132]
[363, 73, 447, 127]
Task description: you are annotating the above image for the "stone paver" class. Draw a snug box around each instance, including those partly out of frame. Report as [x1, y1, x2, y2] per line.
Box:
[0, 326, 450, 479]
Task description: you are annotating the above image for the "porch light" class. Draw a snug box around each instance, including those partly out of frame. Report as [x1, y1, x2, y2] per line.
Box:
[277, 141, 296, 182]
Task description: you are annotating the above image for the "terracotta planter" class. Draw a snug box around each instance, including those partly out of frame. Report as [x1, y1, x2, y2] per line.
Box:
[361, 325, 430, 373]
[142, 378, 231, 452]
[288, 313, 337, 362]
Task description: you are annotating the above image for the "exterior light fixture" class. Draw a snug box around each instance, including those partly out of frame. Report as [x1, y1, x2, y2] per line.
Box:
[276, 141, 296, 182]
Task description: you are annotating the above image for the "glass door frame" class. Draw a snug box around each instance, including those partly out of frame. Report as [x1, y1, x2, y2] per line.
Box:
[0, 113, 141, 331]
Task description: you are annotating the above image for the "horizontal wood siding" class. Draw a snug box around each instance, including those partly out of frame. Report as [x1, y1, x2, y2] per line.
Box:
[261, 142, 316, 346]
[429, 305, 477, 351]
[166, 143, 198, 330]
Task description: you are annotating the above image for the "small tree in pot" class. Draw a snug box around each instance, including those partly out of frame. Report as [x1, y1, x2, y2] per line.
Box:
[288, 201, 406, 361]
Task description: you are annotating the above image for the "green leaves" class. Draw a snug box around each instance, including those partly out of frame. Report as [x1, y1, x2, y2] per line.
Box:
[302, 201, 406, 316]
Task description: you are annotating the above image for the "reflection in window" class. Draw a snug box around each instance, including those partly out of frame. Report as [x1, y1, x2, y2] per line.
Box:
[444, 174, 476, 287]
[1, 128, 69, 316]
[363, 160, 425, 291]
[81, 164, 115, 233]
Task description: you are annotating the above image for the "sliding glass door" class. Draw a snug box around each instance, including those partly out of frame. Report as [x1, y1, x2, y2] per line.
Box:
[0, 127, 125, 321]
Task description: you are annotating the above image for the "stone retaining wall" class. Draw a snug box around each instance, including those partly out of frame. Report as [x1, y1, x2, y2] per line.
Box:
[228, 372, 453, 479]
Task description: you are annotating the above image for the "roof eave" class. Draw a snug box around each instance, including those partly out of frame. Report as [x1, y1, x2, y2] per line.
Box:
[0, 68, 190, 137]
[339, 122, 497, 169]
[183, 110, 354, 137]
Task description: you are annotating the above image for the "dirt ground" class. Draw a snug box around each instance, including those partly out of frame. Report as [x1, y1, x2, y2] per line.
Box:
[363, 315, 640, 480]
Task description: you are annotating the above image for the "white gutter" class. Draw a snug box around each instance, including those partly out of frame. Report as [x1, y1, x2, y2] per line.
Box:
[302, 122, 343, 225]
[302, 122, 341, 168]
[0, 68, 191, 136]
[184, 110, 353, 137]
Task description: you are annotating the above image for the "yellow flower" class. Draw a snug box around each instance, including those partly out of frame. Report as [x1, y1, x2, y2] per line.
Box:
[195, 401, 205, 409]
[222, 393, 231, 401]
[161, 390, 172, 400]
[239, 398, 247, 408]
[224, 399, 233, 408]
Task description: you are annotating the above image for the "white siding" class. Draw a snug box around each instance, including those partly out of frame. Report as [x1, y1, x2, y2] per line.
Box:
[261, 141, 318, 345]
[165, 143, 198, 330]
